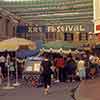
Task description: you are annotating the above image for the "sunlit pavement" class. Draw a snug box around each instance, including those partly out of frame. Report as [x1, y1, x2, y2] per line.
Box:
[1, 78, 100, 100]
[0, 82, 79, 100]
[75, 77, 100, 100]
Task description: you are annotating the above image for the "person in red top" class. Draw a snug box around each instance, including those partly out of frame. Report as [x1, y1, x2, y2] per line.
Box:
[55, 55, 64, 82]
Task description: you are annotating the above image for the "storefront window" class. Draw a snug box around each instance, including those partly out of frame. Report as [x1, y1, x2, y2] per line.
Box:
[79, 32, 88, 40]
[44, 32, 48, 40]
[48, 32, 54, 40]
[64, 32, 73, 41]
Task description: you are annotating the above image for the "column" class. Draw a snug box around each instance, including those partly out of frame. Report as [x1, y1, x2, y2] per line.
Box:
[1, 16, 6, 40]
[0, 16, 3, 40]
[73, 32, 80, 42]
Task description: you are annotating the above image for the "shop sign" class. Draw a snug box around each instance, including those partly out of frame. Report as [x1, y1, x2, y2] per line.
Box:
[16, 26, 43, 33]
[28, 26, 43, 33]
[26, 25, 85, 33]
[47, 25, 85, 32]
[16, 23, 93, 33]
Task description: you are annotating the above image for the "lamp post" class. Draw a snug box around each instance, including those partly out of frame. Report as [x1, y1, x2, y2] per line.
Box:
[13, 19, 20, 87]
[13, 58, 21, 86]
[13, 35, 20, 86]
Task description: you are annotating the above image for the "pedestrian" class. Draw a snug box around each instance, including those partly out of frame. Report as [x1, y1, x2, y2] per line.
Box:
[0, 66, 3, 86]
[65, 55, 77, 82]
[89, 58, 96, 79]
[77, 58, 86, 80]
[0, 55, 6, 78]
[41, 54, 52, 95]
[54, 55, 64, 82]
[9, 61, 15, 79]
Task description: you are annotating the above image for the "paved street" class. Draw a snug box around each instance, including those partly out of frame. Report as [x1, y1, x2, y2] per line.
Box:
[76, 77, 100, 100]
[1, 78, 100, 100]
[0, 82, 79, 100]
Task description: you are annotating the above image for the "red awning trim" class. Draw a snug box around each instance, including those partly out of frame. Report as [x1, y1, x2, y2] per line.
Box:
[96, 25, 100, 30]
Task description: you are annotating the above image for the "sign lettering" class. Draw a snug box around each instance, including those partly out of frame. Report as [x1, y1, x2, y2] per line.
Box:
[38, 27, 42, 32]
[60, 26, 65, 32]
[28, 27, 33, 33]
[48, 26, 56, 32]
[68, 25, 74, 31]
[33, 27, 38, 32]
[80, 25, 85, 31]
[16, 24, 91, 34]
[56, 26, 61, 32]
[73, 25, 79, 31]
[47, 25, 85, 32]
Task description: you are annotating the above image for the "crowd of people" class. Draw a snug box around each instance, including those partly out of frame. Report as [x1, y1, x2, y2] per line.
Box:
[0, 50, 100, 95]
[0, 52, 25, 86]
[40, 51, 100, 94]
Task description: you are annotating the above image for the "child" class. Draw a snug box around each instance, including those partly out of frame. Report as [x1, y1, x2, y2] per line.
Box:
[0, 67, 3, 86]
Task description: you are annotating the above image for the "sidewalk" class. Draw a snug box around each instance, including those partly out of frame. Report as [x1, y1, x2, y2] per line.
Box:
[75, 78, 100, 100]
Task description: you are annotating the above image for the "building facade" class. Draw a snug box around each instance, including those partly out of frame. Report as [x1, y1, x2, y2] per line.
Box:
[0, 9, 18, 41]
[14, 0, 94, 43]
[0, 0, 98, 46]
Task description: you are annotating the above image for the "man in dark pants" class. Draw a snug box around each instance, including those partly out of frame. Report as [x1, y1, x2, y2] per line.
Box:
[41, 55, 52, 95]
